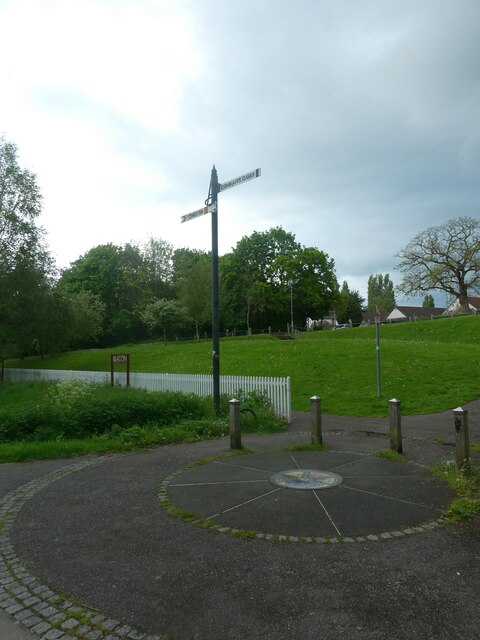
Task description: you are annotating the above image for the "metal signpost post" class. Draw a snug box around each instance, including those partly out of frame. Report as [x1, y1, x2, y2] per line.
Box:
[181, 166, 261, 414]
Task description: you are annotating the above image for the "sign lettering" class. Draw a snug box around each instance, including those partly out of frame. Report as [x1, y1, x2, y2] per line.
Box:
[219, 168, 261, 192]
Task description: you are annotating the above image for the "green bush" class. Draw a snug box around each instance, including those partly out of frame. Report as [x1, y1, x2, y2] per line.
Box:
[0, 381, 211, 442]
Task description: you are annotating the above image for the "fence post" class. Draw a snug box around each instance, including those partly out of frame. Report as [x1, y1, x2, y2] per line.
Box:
[453, 407, 470, 467]
[389, 398, 402, 453]
[229, 398, 242, 450]
[310, 396, 322, 444]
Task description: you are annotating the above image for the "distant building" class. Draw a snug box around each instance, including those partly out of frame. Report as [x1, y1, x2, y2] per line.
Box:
[443, 296, 480, 314]
[385, 306, 446, 323]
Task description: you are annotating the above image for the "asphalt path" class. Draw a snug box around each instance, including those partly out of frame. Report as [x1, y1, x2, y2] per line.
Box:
[1, 405, 479, 640]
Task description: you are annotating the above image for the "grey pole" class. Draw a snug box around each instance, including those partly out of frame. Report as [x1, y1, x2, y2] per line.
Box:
[453, 407, 470, 467]
[389, 398, 402, 453]
[229, 398, 242, 449]
[310, 396, 322, 444]
[208, 166, 221, 415]
[375, 320, 381, 398]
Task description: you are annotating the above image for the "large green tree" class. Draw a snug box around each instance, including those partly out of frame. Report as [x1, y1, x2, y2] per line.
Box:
[220, 227, 338, 330]
[367, 273, 396, 313]
[141, 298, 192, 344]
[396, 217, 480, 313]
[58, 240, 174, 344]
[0, 137, 56, 357]
[336, 281, 365, 325]
[173, 248, 211, 338]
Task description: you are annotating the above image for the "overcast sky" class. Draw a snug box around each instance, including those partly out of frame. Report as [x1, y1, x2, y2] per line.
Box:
[1, 0, 479, 304]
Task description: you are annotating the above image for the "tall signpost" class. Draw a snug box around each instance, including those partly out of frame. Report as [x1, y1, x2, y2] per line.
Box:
[181, 166, 261, 414]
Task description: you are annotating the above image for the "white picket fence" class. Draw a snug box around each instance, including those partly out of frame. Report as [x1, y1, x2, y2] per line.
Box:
[4, 368, 291, 422]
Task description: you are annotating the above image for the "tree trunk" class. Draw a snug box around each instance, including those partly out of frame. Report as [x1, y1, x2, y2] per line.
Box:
[458, 287, 470, 313]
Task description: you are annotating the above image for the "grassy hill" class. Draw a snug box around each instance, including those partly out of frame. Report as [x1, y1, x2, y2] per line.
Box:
[6, 315, 480, 417]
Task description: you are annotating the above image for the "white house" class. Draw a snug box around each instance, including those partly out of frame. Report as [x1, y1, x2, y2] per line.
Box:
[385, 306, 446, 322]
[444, 296, 480, 315]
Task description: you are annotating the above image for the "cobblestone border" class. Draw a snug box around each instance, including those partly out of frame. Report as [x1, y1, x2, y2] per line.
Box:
[0, 456, 165, 640]
[158, 450, 452, 544]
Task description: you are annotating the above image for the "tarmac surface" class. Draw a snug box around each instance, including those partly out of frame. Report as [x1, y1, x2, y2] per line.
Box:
[1, 404, 479, 640]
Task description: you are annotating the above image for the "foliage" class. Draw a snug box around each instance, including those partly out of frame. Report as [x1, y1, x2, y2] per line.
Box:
[0, 380, 284, 461]
[396, 216, 480, 313]
[173, 248, 211, 337]
[58, 239, 175, 345]
[0, 380, 210, 442]
[336, 281, 365, 325]
[367, 273, 395, 313]
[220, 226, 338, 330]
[430, 460, 480, 521]
[422, 294, 435, 308]
[0, 137, 57, 358]
[374, 450, 407, 462]
[141, 298, 192, 343]
[430, 460, 480, 497]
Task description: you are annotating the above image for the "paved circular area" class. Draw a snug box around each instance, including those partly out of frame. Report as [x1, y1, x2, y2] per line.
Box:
[163, 450, 453, 540]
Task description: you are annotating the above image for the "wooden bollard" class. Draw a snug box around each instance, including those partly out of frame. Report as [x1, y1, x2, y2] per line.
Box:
[389, 398, 402, 453]
[453, 407, 470, 467]
[229, 398, 242, 450]
[310, 396, 322, 445]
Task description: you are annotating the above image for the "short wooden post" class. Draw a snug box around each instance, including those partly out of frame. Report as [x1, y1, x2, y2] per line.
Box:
[453, 407, 470, 467]
[310, 396, 322, 444]
[229, 398, 242, 450]
[389, 398, 402, 453]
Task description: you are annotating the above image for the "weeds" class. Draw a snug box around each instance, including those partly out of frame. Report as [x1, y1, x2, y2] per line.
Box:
[431, 460, 480, 521]
[374, 450, 407, 462]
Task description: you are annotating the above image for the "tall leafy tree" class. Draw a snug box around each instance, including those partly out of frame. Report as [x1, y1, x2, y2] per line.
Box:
[173, 248, 211, 338]
[367, 273, 396, 313]
[337, 281, 365, 325]
[141, 298, 192, 344]
[0, 137, 56, 357]
[220, 227, 300, 330]
[396, 217, 480, 313]
[220, 227, 338, 330]
[422, 294, 435, 308]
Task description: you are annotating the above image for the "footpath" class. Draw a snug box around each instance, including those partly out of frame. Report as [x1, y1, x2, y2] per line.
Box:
[0, 404, 479, 640]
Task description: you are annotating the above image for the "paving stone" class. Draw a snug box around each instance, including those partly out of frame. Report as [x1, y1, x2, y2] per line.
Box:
[61, 617, 80, 630]
[85, 630, 103, 640]
[14, 608, 34, 622]
[115, 625, 134, 637]
[41, 629, 64, 640]
[5, 602, 25, 615]
[31, 620, 52, 634]
[101, 618, 120, 631]
[76, 624, 93, 634]
[21, 614, 43, 628]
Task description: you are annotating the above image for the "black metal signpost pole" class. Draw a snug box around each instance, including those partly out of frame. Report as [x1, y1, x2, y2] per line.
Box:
[181, 166, 261, 416]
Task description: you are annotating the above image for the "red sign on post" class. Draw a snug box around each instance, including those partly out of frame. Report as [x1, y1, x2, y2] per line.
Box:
[110, 354, 130, 386]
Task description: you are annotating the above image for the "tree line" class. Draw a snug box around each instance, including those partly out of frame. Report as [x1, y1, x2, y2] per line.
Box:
[1, 136, 479, 358]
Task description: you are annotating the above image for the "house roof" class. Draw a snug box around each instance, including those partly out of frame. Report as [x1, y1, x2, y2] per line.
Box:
[445, 296, 480, 311]
[388, 306, 446, 318]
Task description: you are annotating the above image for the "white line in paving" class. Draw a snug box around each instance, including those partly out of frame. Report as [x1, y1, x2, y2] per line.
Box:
[206, 487, 281, 520]
[327, 455, 373, 471]
[170, 480, 270, 487]
[341, 485, 443, 511]
[313, 490, 342, 536]
[289, 453, 301, 469]
[213, 460, 273, 474]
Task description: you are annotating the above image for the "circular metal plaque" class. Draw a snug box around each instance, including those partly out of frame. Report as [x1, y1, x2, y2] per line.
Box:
[270, 469, 343, 490]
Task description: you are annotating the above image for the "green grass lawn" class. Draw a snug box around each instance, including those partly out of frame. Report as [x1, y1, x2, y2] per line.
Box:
[6, 315, 480, 416]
